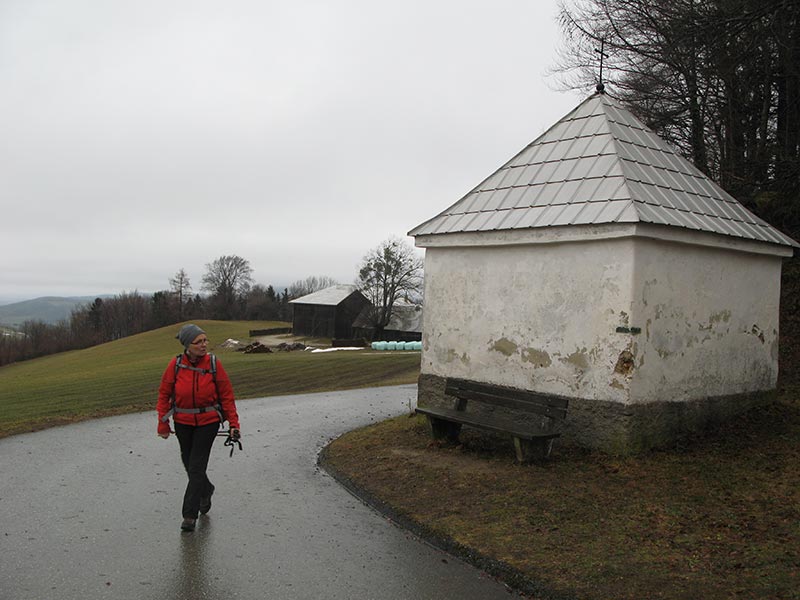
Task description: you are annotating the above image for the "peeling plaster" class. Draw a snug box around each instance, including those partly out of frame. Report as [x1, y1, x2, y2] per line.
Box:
[614, 350, 635, 376]
[436, 347, 470, 365]
[561, 349, 590, 370]
[654, 304, 666, 320]
[710, 310, 731, 325]
[642, 278, 659, 307]
[750, 325, 766, 344]
[609, 378, 625, 390]
[490, 337, 518, 357]
[588, 346, 603, 363]
[420, 235, 782, 409]
[698, 310, 732, 332]
[522, 348, 552, 368]
[602, 277, 621, 296]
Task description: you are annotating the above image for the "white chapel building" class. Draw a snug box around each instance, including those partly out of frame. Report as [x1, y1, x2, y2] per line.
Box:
[409, 92, 798, 453]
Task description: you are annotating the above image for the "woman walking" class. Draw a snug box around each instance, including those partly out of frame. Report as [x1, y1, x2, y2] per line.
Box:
[157, 324, 241, 532]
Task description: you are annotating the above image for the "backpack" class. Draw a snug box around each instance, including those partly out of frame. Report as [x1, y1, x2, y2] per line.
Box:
[159, 353, 224, 424]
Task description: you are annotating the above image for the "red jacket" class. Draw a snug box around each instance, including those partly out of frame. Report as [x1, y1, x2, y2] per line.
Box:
[157, 353, 240, 435]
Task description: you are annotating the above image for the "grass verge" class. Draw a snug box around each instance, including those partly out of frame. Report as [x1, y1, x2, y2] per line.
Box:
[0, 320, 420, 438]
[322, 394, 800, 600]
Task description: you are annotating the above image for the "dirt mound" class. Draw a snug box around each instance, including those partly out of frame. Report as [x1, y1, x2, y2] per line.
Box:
[237, 341, 273, 354]
[276, 342, 307, 352]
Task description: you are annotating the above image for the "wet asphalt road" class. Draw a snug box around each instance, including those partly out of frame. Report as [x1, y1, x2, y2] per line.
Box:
[0, 385, 524, 600]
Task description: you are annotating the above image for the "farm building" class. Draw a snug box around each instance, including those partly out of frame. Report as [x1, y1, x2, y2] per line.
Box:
[289, 285, 370, 339]
[353, 301, 423, 342]
[409, 91, 798, 454]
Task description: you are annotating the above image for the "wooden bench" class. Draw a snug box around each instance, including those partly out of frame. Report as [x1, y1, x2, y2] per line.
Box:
[416, 378, 569, 463]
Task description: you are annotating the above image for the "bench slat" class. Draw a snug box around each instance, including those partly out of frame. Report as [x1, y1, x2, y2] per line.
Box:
[445, 378, 569, 409]
[446, 386, 568, 420]
[416, 406, 560, 441]
[445, 379, 568, 419]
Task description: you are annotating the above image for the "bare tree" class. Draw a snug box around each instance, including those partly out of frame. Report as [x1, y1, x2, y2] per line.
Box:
[357, 237, 423, 336]
[554, 0, 717, 172]
[201, 255, 254, 319]
[169, 268, 192, 321]
[288, 275, 339, 299]
[99, 291, 150, 340]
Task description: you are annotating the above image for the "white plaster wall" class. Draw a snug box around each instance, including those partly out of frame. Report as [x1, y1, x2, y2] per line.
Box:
[420, 239, 637, 402]
[630, 238, 782, 402]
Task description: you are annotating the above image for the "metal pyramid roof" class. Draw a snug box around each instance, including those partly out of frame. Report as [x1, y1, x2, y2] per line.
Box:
[289, 284, 361, 306]
[409, 93, 798, 248]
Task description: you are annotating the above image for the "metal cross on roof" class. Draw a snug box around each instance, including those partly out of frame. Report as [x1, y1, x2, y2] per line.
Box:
[594, 38, 608, 94]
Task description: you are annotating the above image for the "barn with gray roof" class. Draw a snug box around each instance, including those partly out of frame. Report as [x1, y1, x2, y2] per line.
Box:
[289, 285, 370, 340]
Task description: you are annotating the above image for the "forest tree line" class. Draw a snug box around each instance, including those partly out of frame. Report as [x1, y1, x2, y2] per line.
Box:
[0, 257, 335, 366]
[0, 239, 423, 367]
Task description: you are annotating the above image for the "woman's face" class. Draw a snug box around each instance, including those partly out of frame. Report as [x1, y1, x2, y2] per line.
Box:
[187, 333, 209, 359]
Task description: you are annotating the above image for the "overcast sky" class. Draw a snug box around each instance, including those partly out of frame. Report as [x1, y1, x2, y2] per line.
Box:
[0, 0, 585, 303]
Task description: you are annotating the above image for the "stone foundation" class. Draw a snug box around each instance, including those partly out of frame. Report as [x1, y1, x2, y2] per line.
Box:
[417, 373, 776, 455]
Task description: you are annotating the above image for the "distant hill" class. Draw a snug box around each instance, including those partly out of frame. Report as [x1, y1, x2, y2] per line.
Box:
[0, 296, 102, 328]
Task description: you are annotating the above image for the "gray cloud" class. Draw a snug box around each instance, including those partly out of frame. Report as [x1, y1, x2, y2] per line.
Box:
[0, 0, 579, 301]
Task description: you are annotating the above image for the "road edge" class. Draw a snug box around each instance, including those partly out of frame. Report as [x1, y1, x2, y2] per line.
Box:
[317, 441, 576, 600]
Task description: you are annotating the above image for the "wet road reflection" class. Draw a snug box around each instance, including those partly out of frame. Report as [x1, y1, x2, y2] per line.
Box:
[168, 517, 222, 600]
[0, 386, 525, 599]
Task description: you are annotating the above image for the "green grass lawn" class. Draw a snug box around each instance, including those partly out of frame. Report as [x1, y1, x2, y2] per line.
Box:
[0, 320, 421, 437]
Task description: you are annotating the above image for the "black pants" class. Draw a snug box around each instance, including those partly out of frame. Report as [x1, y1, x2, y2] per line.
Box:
[174, 421, 219, 518]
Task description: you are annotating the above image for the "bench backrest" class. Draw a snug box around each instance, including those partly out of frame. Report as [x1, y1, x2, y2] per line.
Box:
[444, 378, 568, 421]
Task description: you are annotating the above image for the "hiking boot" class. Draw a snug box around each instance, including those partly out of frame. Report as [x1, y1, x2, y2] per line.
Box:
[180, 518, 196, 532]
[199, 484, 215, 515]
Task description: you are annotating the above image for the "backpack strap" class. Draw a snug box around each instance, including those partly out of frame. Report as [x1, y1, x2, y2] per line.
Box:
[174, 353, 217, 377]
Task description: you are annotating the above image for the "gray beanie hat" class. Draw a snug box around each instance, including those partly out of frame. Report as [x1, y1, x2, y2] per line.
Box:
[176, 324, 206, 349]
